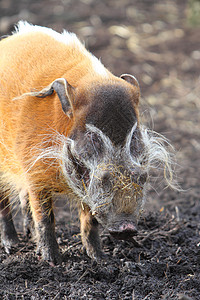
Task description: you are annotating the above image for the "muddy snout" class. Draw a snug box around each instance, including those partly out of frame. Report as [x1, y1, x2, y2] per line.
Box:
[108, 220, 137, 240]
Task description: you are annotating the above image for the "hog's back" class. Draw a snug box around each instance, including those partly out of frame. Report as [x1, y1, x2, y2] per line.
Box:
[0, 31, 96, 191]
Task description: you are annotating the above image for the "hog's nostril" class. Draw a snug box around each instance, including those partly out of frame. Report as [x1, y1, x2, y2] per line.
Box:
[119, 223, 137, 232]
[109, 222, 137, 240]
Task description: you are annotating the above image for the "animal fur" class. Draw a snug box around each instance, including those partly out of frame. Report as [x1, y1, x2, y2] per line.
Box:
[0, 21, 177, 262]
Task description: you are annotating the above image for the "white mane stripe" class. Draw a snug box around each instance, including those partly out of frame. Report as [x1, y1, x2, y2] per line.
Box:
[14, 21, 82, 47]
[13, 21, 109, 78]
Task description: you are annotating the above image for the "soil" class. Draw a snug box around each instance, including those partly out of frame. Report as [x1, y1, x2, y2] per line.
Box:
[0, 0, 199, 299]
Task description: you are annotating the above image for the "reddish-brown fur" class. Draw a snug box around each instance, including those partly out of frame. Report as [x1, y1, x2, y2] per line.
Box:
[0, 25, 140, 262]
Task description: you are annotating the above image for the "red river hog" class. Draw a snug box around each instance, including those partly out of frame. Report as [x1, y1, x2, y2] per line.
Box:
[0, 21, 176, 263]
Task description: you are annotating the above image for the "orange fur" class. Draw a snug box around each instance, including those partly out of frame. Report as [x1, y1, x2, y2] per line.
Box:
[0, 26, 139, 225]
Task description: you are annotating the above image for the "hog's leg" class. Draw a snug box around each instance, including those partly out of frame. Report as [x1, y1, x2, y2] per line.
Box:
[0, 193, 19, 253]
[19, 189, 34, 238]
[29, 190, 61, 264]
[80, 204, 102, 259]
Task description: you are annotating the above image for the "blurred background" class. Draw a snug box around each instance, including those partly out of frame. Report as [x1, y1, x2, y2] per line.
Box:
[0, 0, 199, 215]
[0, 1, 200, 298]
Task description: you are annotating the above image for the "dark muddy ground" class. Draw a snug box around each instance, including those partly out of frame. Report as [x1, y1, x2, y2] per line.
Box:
[0, 0, 200, 299]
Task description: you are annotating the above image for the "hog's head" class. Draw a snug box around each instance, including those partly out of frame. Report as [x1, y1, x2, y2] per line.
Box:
[59, 74, 151, 239]
[34, 74, 175, 240]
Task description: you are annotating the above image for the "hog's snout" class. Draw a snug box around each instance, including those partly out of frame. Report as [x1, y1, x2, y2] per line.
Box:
[108, 221, 137, 240]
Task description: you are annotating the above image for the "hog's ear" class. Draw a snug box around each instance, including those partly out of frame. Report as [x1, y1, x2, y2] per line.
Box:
[32, 78, 75, 118]
[120, 74, 139, 89]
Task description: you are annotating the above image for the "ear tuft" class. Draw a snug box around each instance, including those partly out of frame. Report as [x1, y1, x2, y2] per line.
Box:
[120, 74, 139, 89]
[31, 78, 75, 118]
[51, 78, 73, 115]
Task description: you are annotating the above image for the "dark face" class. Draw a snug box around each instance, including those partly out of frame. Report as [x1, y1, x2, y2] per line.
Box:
[61, 81, 147, 234]
[85, 83, 138, 146]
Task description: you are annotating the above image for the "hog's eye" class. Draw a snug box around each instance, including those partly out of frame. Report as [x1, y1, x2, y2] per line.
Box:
[138, 173, 147, 185]
[101, 172, 113, 192]
[85, 132, 103, 156]
[130, 129, 144, 157]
